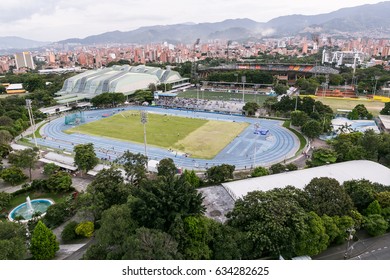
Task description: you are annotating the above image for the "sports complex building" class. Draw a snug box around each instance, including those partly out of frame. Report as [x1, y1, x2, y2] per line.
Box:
[54, 65, 190, 104]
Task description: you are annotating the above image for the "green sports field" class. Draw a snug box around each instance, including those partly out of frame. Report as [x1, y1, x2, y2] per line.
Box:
[66, 111, 249, 159]
[177, 90, 269, 105]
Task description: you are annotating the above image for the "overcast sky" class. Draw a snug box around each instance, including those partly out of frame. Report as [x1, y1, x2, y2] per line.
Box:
[0, 0, 385, 42]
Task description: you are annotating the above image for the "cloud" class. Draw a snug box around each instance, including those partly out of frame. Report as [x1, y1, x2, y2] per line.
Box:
[0, 0, 385, 41]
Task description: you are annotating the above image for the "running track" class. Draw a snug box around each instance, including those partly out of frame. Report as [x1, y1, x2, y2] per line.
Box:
[35, 106, 300, 170]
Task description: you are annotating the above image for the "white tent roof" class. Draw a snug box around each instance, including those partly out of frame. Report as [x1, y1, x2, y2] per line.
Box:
[222, 160, 390, 200]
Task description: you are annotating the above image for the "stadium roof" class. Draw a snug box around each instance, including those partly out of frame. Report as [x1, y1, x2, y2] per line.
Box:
[222, 160, 390, 200]
[55, 65, 189, 103]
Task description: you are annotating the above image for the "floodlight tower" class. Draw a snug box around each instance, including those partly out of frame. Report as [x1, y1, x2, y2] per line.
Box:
[140, 110, 148, 168]
[26, 99, 38, 148]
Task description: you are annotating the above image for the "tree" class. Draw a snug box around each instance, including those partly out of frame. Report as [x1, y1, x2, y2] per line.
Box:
[130, 176, 205, 231]
[29, 221, 59, 260]
[122, 227, 180, 260]
[157, 158, 177, 179]
[61, 221, 79, 243]
[181, 169, 201, 188]
[8, 147, 39, 181]
[304, 177, 354, 217]
[43, 163, 60, 176]
[0, 191, 11, 211]
[307, 148, 337, 167]
[380, 102, 390, 115]
[295, 211, 329, 256]
[302, 120, 322, 139]
[269, 163, 286, 174]
[242, 102, 259, 116]
[46, 171, 73, 193]
[348, 104, 373, 120]
[363, 214, 388, 236]
[169, 215, 213, 260]
[44, 202, 71, 227]
[251, 166, 269, 177]
[343, 180, 376, 212]
[290, 110, 309, 127]
[84, 204, 138, 260]
[206, 164, 235, 184]
[1, 166, 27, 185]
[227, 187, 309, 259]
[80, 167, 130, 221]
[115, 151, 147, 184]
[23, 75, 45, 92]
[376, 191, 390, 209]
[0, 221, 27, 260]
[365, 200, 382, 216]
[74, 143, 99, 175]
[273, 84, 288, 95]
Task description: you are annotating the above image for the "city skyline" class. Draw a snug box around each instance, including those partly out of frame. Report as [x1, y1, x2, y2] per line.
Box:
[0, 0, 386, 42]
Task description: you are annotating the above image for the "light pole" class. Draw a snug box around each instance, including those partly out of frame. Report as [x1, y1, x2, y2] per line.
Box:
[196, 83, 200, 100]
[140, 110, 148, 169]
[26, 99, 38, 148]
[242, 75, 246, 103]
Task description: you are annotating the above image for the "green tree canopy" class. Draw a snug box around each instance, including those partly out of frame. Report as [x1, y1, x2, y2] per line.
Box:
[307, 148, 337, 167]
[380, 102, 390, 115]
[115, 151, 147, 185]
[227, 187, 310, 259]
[1, 166, 27, 185]
[206, 164, 235, 184]
[8, 147, 39, 181]
[157, 158, 177, 180]
[73, 143, 99, 175]
[47, 171, 73, 193]
[302, 120, 322, 139]
[343, 180, 376, 212]
[84, 204, 138, 260]
[251, 166, 269, 177]
[29, 221, 59, 260]
[80, 167, 130, 221]
[363, 214, 389, 236]
[130, 176, 205, 231]
[243, 102, 260, 116]
[0, 221, 27, 260]
[122, 227, 181, 260]
[304, 177, 354, 217]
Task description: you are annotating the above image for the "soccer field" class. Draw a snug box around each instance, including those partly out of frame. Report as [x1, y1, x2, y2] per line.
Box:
[177, 90, 269, 105]
[313, 97, 384, 116]
[66, 110, 249, 159]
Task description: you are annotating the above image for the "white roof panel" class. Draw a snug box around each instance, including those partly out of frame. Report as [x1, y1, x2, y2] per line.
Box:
[222, 160, 390, 200]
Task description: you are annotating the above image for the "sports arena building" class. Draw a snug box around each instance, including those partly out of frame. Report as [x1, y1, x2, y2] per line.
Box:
[54, 65, 190, 104]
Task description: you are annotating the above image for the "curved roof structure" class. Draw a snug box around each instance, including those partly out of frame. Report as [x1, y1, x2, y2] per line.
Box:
[55, 65, 187, 103]
[222, 160, 390, 200]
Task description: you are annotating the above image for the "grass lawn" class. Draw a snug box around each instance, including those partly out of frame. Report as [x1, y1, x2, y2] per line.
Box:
[177, 90, 269, 105]
[283, 120, 307, 156]
[66, 110, 249, 159]
[313, 96, 384, 116]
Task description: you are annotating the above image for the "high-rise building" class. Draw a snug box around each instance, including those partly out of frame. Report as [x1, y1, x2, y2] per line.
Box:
[14, 52, 35, 70]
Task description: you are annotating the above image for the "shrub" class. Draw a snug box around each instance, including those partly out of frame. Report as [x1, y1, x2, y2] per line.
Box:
[43, 163, 60, 176]
[44, 202, 71, 227]
[47, 171, 73, 193]
[61, 221, 79, 242]
[75, 221, 94, 238]
[1, 166, 27, 185]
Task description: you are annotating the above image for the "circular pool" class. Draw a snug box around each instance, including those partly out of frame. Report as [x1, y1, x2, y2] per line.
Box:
[8, 198, 54, 223]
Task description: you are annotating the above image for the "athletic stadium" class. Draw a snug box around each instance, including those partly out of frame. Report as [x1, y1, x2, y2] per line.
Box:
[54, 65, 190, 104]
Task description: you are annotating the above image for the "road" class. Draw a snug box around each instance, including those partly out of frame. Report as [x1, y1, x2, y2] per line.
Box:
[313, 232, 390, 260]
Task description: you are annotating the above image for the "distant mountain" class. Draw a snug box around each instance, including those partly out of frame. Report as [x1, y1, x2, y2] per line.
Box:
[267, 1, 390, 35]
[0, 1, 374, 48]
[58, 18, 268, 45]
[57, 2, 390, 45]
[0, 36, 49, 50]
